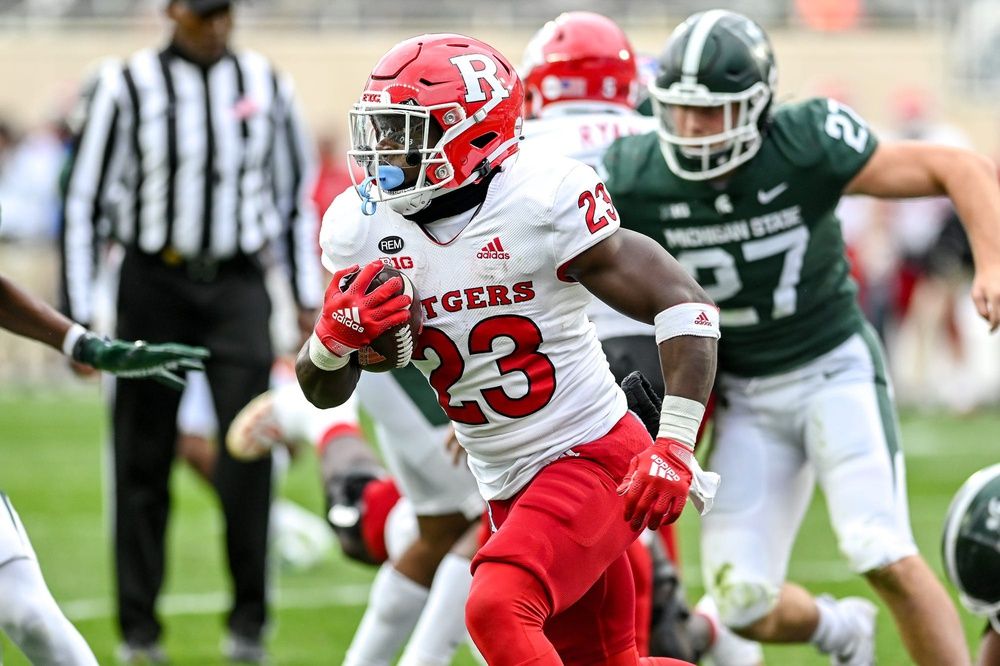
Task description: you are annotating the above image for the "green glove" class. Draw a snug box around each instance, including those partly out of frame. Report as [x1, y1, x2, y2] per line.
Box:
[71, 332, 210, 390]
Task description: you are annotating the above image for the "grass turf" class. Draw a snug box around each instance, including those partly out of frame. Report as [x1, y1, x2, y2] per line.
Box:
[0, 388, 995, 664]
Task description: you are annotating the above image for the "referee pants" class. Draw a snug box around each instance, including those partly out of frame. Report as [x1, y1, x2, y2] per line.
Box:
[112, 249, 273, 645]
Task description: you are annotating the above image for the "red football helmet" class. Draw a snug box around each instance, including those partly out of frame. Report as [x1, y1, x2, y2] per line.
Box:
[520, 12, 638, 119]
[348, 34, 524, 215]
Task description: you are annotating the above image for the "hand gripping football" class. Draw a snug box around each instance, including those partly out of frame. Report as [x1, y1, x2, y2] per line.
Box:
[341, 264, 422, 372]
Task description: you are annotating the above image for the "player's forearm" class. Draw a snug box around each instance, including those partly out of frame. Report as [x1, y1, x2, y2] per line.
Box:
[657, 336, 717, 407]
[0, 274, 73, 351]
[295, 342, 361, 408]
[943, 153, 1000, 266]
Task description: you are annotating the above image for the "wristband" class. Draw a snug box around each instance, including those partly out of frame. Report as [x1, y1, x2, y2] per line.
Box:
[309, 333, 351, 371]
[61, 323, 89, 357]
[654, 303, 720, 344]
[657, 395, 705, 448]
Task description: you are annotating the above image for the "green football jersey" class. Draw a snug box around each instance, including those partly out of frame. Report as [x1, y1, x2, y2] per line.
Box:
[603, 97, 877, 377]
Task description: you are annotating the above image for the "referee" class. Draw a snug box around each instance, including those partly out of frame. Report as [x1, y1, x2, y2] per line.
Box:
[60, 0, 322, 662]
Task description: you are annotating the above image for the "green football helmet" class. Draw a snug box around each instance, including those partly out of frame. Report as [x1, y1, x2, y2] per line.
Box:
[941, 463, 1000, 631]
[649, 10, 776, 181]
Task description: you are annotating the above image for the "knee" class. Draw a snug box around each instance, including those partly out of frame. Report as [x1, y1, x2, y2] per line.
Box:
[708, 576, 780, 630]
[416, 512, 476, 550]
[466, 563, 549, 642]
[838, 522, 916, 574]
[863, 554, 922, 596]
[465, 582, 507, 638]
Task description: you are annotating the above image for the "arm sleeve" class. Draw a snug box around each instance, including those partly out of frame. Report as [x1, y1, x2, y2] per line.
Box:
[271, 71, 323, 309]
[549, 162, 621, 281]
[60, 61, 125, 326]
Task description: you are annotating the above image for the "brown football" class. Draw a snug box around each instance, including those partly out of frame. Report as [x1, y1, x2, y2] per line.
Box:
[340, 264, 422, 372]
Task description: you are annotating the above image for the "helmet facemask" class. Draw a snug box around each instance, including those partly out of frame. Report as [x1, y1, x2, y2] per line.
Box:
[649, 78, 770, 181]
[348, 101, 457, 215]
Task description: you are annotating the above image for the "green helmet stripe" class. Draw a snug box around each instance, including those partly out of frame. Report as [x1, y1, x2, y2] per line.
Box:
[681, 10, 728, 84]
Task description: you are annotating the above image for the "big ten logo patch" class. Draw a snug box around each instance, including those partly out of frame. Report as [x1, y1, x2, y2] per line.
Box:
[380, 256, 414, 270]
[449, 54, 510, 103]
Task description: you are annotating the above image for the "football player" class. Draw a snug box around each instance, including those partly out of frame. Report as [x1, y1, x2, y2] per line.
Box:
[299, 32, 720, 666]
[0, 270, 206, 664]
[602, 9, 1000, 666]
[942, 464, 1000, 666]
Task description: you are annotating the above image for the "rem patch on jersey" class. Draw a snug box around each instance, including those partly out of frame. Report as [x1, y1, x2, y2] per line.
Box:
[378, 236, 404, 254]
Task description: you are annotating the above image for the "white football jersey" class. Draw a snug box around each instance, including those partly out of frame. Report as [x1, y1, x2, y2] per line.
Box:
[523, 106, 657, 340]
[320, 148, 627, 500]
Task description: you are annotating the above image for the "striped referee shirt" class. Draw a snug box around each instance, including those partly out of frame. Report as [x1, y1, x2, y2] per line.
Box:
[61, 43, 322, 325]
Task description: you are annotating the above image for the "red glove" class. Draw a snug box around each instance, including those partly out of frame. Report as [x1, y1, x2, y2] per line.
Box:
[314, 261, 411, 358]
[617, 438, 694, 531]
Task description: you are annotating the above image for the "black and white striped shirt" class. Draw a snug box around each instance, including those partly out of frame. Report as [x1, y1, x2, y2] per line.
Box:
[61, 44, 322, 324]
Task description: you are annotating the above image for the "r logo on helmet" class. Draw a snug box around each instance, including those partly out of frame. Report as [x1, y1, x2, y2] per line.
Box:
[450, 54, 510, 104]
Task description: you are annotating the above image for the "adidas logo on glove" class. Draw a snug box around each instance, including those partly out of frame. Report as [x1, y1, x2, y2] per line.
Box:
[331, 307, 365, 333]
[649, 454, 681, 482]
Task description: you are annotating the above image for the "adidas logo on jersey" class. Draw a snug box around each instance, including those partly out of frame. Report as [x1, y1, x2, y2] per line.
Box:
[477, 237, 510, 260]
[331, 307, 364, 333]
[648, 454, 680, 482]
[694, 311, 712, 326]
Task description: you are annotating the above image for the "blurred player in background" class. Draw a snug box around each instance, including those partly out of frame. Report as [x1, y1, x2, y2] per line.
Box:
[341, 370, 482, 666]
[603, 9, 1000, 666]
[226, 371, 483, 666]
[299, 32, 720, 665]
[0, 260, 207, 665]
[941, 464, 1000, 666]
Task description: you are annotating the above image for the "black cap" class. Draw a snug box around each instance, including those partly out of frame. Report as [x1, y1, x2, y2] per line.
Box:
[171, 0, 235, 16]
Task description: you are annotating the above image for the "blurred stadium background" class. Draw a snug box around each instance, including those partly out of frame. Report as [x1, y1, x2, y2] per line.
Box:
[0, 0, 998, 664]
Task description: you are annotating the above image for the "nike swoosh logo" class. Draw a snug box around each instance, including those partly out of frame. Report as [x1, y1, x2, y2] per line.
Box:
[757, 182, 788, 204]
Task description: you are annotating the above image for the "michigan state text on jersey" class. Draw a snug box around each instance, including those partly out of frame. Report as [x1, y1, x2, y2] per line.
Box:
[604, 96, 875, 377]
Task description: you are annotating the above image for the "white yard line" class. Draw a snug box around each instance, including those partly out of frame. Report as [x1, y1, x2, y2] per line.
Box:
[61, 561, 858, 622]
[62, 583, 372, 622]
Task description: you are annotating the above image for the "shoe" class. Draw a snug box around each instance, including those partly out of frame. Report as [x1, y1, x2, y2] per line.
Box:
[227, 383, 316, 461]
[116, 642, 168, 665]
[647, 538, 699, 661]
[272, 497, 335, 572]
[222, 632, 268, 664]
[829, 596, 877, 666]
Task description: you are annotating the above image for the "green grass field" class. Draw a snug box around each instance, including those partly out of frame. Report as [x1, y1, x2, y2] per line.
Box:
[0, 388, 996, 665]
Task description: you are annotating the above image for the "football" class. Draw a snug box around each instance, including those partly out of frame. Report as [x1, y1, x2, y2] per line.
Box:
[341, 264, 422, 372]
